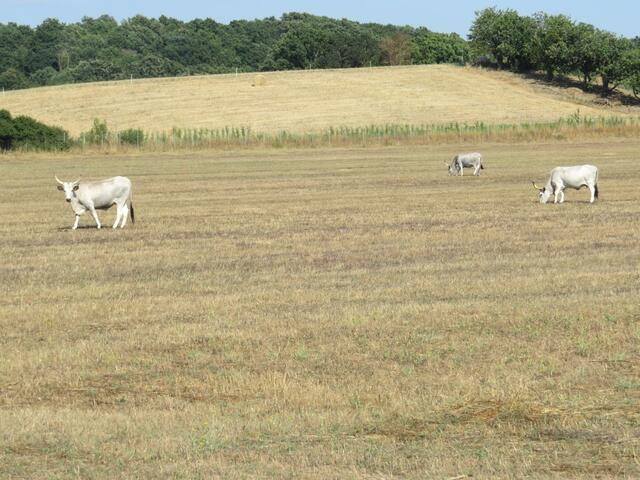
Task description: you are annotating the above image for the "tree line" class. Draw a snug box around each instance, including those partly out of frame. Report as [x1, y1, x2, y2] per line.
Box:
[0, 10, 638, 98]
[470, 8, 640, 97]
[0, 12, 468, 91]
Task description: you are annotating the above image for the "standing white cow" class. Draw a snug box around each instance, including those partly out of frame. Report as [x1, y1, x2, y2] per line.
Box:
[55, 175, 134, 229]
[445, 152, 484, 176]
[531, 165, 599, 204]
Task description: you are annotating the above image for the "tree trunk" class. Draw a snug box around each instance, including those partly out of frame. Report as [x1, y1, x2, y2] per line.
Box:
[546, 68, 554, 81]
[601, 75, 611, 95]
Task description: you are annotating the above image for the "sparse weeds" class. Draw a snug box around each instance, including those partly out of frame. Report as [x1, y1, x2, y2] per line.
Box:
[189, 423, 228, 455]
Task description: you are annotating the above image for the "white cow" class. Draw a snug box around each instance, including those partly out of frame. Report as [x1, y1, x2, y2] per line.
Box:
[55, 175, 134, 229]
[445, 152, 484, 176]
[532, 165, 599, 204]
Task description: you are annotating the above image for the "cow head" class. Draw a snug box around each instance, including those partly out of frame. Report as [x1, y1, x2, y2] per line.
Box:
[55, 175, 80, 202]
[531, 181, 552, 203]
[445, 161, 457, 176]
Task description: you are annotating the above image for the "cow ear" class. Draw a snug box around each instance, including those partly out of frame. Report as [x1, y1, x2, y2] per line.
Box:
[73, 185, 79, 191]
[57, 185, 64, 191]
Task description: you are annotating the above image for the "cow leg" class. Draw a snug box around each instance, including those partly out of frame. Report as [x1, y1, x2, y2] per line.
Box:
[113, 205, 122, 229]
[589, 185, 595, 203]
[558, 190, 565, 203]
[474, 165, 480, 175]
[72, 215, 80, 230]
[89, 206, 101, 229]
[120, 205, 129, 228]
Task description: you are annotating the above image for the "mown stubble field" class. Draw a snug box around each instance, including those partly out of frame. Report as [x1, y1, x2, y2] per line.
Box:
[1, 141, 639, 478]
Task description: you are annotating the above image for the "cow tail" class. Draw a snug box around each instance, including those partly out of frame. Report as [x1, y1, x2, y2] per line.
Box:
[594, 184, 599, 199]
[129, 189, 135, 224]
[481, 163, 484, 169]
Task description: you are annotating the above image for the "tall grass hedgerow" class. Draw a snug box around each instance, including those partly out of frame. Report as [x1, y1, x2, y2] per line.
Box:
[70, 113, 640, 152]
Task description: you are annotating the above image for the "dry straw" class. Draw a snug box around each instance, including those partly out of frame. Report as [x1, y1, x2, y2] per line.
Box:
[252, 74, 266, 87]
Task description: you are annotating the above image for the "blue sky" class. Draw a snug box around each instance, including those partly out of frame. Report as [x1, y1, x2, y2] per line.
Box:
[3, 0, 639, 38]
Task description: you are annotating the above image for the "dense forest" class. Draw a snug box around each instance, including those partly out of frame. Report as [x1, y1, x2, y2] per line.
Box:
[0, 9, 638, 97]
[0, 12, 468, 90]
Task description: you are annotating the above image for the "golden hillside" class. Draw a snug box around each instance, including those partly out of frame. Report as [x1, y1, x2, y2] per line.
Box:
[0, 64, 632, 136]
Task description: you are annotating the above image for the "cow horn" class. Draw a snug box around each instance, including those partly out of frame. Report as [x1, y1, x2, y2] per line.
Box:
[55, 175, 64, 185]
[72, 179, 80, 185]
[531, 181, 542, 190]
[443, 162, 449, 167]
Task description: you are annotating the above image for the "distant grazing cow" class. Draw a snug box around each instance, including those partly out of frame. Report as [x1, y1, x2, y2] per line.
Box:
[531, 165, 599, 204]
[445, 152, 484, 176]
[55, 175, 134, 229]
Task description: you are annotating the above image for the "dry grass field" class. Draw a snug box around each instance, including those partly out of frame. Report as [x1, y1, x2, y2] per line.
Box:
[1, 64, 637, 136]
[1, 140, 639, 478]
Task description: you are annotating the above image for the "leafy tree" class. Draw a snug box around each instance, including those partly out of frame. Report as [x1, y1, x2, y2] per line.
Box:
[228, 18, 285, 69]
[622, 48, 640, 98]
[263, 15, 380, 70]
[30, 18, 66, 72]
[30, 66, 58, 85]
[0, 23, 33, 74]
[263, 23, 325, 69]
[412, 29, 469, 64]
[380, 32, 413, 66]
[0, 67, 30, 90]
[532, 13, 578, 80]
[597, 35, 633, 94]
[469, 8, 537, 71]
[574, 23, 608, 86]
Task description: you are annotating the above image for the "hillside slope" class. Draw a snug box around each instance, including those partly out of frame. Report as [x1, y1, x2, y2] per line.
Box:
[0, 65, 633, 136]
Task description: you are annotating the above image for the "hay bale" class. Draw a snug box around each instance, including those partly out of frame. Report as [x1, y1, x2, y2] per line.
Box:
[252, 74, 266, 87]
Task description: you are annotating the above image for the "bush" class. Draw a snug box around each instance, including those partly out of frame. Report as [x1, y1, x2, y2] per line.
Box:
[119, 128, 144, 145]
[12, 115, 71, 150]
[79, 118, 109, 144]
[1, 109, 71, 151]
[0, 110, 16, 150]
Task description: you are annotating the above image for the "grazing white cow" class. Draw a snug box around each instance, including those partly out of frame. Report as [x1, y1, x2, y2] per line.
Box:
[532, 165, 599, 204]
[445, 152, 484, 176]
[55, 175, 134, 229]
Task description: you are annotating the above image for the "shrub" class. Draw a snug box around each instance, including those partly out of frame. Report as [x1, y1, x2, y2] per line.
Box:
[79, 118, 109, 144]
[0, 109, 71, 151]
[119, 128, 144, 145]
[10, 114, 70, 150]
[0, 110, 16, 150]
